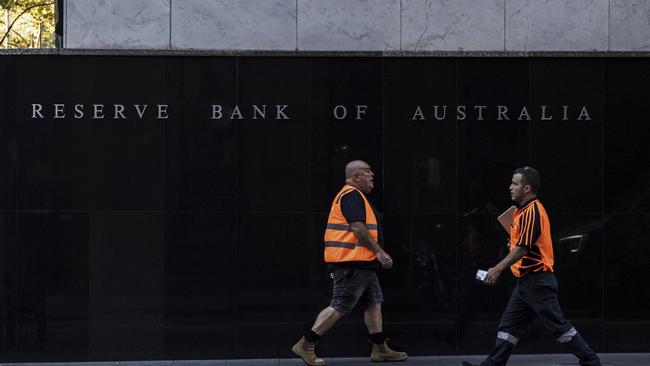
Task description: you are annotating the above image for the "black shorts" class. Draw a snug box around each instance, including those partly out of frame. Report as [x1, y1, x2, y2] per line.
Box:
[329, 268, 384, 314]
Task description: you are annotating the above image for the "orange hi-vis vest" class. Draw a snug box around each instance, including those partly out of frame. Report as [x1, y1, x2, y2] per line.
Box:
[323, 185, 379, 263]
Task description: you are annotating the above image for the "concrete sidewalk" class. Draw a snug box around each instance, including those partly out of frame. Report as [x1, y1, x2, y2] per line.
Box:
[1, 354, 647, 366]
[283, 353, 637, 365]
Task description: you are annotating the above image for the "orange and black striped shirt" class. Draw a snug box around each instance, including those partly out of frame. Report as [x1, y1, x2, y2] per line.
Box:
[509, 198, 554, 277]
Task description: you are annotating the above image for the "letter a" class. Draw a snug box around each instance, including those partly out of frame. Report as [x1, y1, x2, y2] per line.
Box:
[412, 106, 425, 120]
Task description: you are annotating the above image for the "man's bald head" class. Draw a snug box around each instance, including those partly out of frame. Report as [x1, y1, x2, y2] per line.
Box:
[345, 160, 370, 178]
[345, 160, 374, 193]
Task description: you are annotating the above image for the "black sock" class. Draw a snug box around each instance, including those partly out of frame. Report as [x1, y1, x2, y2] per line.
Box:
[304, 329, 321, 342]
[370, 332, 386, 344]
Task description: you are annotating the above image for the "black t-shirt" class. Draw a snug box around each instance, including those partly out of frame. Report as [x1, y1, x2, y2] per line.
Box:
[329, 190, 382, 269]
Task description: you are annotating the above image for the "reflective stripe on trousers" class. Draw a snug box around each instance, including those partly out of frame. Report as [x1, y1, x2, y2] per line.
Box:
[497, 331, 519, 346]
[557, 327, 577, 343]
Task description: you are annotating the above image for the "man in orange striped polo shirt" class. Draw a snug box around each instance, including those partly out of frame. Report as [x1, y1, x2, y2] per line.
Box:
[464, 167, 601, 366]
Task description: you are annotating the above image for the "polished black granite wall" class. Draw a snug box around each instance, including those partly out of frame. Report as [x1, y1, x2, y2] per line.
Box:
[0, 56, 648, 361]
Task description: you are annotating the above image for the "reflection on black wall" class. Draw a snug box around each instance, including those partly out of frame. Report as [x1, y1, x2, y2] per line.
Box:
[0, 56, 648, 361]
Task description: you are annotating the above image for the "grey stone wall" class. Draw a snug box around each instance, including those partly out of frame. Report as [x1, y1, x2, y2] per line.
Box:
[64, 0, 650, 52]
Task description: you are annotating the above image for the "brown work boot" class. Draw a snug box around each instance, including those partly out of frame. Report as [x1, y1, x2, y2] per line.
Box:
[291, 336, 325, 366]
[370, 339, 408, 362]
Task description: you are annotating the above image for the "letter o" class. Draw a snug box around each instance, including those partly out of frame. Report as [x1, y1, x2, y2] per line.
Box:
[333, 105, 347, 120]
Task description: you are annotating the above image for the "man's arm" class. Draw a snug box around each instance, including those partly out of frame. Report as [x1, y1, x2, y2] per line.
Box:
[349, 221, 382, 253]
[484, 245, 528, 285]
[350, 221, 393, 269]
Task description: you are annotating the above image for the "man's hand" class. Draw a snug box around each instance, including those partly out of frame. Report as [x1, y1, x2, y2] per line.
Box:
[484, 245, 528, 285]
[484, 265, 503, 285]
[376, 250, 393, 269]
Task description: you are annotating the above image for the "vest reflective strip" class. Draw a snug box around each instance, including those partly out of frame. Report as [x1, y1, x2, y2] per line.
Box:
[497, 331, 519, 345]
[557, 327, 577, 343]
[324, 241, 356, 249]
[326, 224, 379, 231]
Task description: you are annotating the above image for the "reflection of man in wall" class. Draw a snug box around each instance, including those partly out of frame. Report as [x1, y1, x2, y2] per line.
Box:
[455, 182, 510, 341]
[291, 160, 407, 366]
[465, 182, 501, 268]
[464, 167, 601, 366]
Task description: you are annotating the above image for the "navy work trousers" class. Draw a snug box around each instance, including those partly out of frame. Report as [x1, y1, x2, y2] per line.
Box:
[481, 271, 600, 366]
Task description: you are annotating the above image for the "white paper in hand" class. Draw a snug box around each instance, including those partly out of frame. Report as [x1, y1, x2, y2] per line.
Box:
[476, 269, 487, 282]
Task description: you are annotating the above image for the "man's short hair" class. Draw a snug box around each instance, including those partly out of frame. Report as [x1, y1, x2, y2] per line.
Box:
[514, 166, 541, 193]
